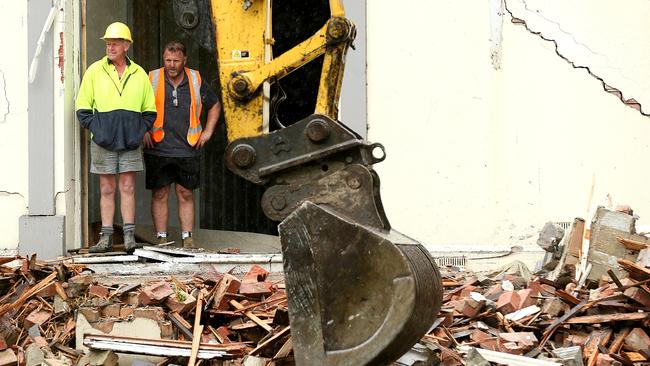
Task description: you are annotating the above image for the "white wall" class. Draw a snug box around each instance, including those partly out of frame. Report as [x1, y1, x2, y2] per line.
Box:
[368, 0, 650, 251]
[0, 1, 28, 252]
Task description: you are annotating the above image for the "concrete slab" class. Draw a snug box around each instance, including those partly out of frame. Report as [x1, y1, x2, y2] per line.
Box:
[135, 225, 280, 253]
[19, 215, 65, 260]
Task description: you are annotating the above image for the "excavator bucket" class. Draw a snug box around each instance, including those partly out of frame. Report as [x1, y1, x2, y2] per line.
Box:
[280, 202, 442, 365]
[225, 114, 443, 365]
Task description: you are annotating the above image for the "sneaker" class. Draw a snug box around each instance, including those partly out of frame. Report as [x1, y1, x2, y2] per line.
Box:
[124, 230, 143, 252]
[182, 237, 195, 249]
[89, 234, 113, 253]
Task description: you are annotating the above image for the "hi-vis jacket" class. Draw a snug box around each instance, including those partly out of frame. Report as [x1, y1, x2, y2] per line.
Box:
[76, 56, 157, 152]
[149, 67, 203, 146]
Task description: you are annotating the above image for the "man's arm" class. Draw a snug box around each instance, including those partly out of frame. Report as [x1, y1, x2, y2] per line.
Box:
[141, 70, 157, 130]
[195, 101, 221, 149]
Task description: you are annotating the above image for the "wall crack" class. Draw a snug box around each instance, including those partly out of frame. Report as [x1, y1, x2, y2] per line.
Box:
[504, 0, 649, 117]
[0, 70, 9, 123]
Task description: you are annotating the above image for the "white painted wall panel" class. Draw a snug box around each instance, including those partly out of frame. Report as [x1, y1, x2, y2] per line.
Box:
[0, 0, 28, 251]
[368, 0, 650, 250]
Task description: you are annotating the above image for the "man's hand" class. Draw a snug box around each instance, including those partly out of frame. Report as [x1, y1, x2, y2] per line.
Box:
[195, 130, 213, 149]
[142, 131, 155, 149]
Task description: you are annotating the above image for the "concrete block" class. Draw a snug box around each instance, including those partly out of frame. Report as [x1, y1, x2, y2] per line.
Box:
[19, 215, 65, 260]
[0, 349, 17, 366]
[25, 344, 44, 366]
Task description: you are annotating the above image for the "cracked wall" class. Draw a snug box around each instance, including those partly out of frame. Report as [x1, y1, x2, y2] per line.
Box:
[0, 1, 29, 250]
[367, 0, 650, 250]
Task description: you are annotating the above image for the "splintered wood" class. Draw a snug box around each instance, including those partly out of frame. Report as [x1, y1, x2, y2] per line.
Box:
[424, 254, 650, 366]
[0, 257, 290, 366]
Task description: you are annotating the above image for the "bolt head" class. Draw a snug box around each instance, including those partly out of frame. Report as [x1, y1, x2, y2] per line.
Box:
[231, 144, 256, 168]
[306, 119, 331, 143]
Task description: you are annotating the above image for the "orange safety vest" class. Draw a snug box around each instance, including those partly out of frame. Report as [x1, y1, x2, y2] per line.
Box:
[148, 67, 203, 146]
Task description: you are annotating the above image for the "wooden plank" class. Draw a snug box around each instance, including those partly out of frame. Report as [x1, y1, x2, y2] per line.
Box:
[188, 292, 205, 366]
[562, 312, 649, 324]
[618, 259, 650, 280]
[230, 300, 273, 332]
[250, 326, 290, 356]
[608, 328, 632, 354]
[618, 237, 648, 251]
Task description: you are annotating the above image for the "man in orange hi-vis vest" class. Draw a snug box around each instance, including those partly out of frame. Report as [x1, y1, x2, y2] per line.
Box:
[143, 41, 221, 248]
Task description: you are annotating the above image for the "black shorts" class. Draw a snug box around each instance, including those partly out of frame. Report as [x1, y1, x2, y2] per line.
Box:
[144, 154, 201, 190]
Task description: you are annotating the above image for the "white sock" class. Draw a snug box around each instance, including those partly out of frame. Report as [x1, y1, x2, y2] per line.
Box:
[182, 231, 192, 239]
[157, 232, 167, 238]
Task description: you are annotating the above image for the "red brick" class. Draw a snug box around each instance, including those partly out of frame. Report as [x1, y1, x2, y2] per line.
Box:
[164, 291, 196, 314]
[540, 284, 556, 296]
[596, 354, 615, 366]
[0, 348, 17, 366]
[0, 334, 6, 350]
[459, 285, 477, 299]
[461, 298, 485, 318]
[239, 265, 273, 297]
[37, 283, 57, 298]
[483, 284, 503, 300]
[499, 332, 538, 347]
[624, 328, 650, 352]
[470, 329, 491, 343]
[120, 306, 135, 318]
[101, 304, 121, 318]
[496, 291, 521, 314]
[24, 309, 51, 329]
[139, 282, 174, 306]
[134, 307, 166, 322]
[79, 307, 100, 322]
[88, 284, 111, 298]
[516, 289, 537, 310]
[215, 326, 233, 343]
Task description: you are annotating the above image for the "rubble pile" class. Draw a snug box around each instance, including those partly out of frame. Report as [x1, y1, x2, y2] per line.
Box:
[0, 256, 290, 366]
[416, 207, 650, 366]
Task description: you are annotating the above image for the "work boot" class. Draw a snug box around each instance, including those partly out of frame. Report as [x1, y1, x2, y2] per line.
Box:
[182, 237, 195, 249]
[123, 230, 142, 253]
[157, 236, 169, 245]
[89, 233, 113, 253]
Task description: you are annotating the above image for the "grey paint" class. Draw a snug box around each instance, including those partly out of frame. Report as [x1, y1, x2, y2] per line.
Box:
[340, 0, 367, 138]
[27, 0, 55, 215]
[19, 215, 65, 260]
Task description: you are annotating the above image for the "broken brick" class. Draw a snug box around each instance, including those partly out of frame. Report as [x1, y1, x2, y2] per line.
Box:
[496, 291, 521, 315]
[24, 309, 51, 329]
[88, 284, 111, 299]
[541, 297, 566, 317]
[462, 298, 485, 318]
[164, 291, 196, 314]
[134, 307, 166, 322]
[517, 289, 537, 310]
[138, 282, 174, 306]
[101, 304, 121, 318]
[239, 265, 273, 297]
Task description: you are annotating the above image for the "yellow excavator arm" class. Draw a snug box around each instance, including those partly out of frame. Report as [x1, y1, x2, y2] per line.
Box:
[209, 1, 443, 365]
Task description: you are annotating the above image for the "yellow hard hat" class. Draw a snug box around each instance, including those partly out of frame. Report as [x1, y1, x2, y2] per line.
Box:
[101, 22, 133, 43]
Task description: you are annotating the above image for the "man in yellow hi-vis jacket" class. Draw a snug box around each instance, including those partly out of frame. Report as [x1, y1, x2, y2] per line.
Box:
[75, 22, 157, 253]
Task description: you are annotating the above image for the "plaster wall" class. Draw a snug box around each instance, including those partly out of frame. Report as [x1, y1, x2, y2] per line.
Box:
[0, 1, 29, 252]
[367, 0, 650, 251]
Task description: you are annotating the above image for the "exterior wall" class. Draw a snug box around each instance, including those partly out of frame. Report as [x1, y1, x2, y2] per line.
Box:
[0, 1, 29, 252]
[0, 0, 78, 254]
[367, 0, 650, 251]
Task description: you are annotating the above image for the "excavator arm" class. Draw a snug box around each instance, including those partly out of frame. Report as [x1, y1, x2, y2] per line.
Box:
[206, 1, 443, 364]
